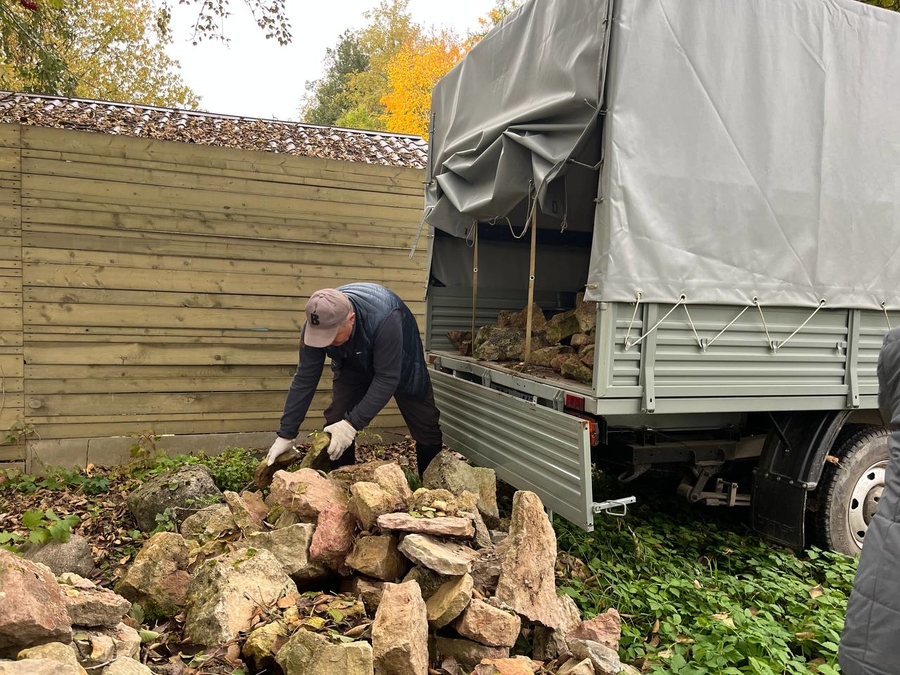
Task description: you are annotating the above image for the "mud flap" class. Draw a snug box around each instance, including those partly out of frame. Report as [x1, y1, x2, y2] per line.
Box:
[751, 410, 851, 549]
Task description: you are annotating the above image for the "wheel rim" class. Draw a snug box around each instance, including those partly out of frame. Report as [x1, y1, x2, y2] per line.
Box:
[848, 460, 887, 548]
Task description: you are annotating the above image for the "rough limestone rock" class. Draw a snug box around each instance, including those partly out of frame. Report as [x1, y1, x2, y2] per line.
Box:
[246, 524, 329, 584]
[372, 463, 413, 504]
[460, 509, 493, 549]
[60, 584, 130, 628]
[0, 550, 71, 657]
[473, 326, 527, 362]
[377, 513, 475, 539]
[350, 577, 385, 614]
[557, 658, 595, 675]
[0, 660, 81, 675]
[470, 539, 509, 596]
[242, 621, 288, 671]
[345, 535, 407, 581]
[309, 502, 357, 572]
[434, 637, 509, 672]
[19, 535, 94, 578]
[372, 582, 429, 675]
[455, 599, 521, 648]
[240, 489, 270, 523]
[568, 639, 622, 675]
[328, 461, 392, 487]
[16, 643, 84, 675]
[509, 303, 547, 333]
[349, 482, 402, 531]
[529, 346, 575, 368]
[402, 566, 445, 602]
[276, 628, 374, 675]
[184, 548, 296, 646]
[268, 469, 348, 522]
[423, 452, 499, 521]
[567, 609, 621, 652]
[495, 491, 559, 628]
[580, 345, 595, 367]
[543, 310, 581, 345]
[426, 574, 474, 628]
[473, 656, 540, 675]
[397, 534, 479, 576]
[103, 658, 155, 675]
[179, 504, 236, 542]
[223, 491, 264, 535]
[126, 465, 221, 532]
[409, 488, 459, 516]
[561, 357, 593, 384]
[71, 623, 140, 666]
[574, 293, 598, 333]
[114, 532, 191, 616]
[533, 595, 582, 661]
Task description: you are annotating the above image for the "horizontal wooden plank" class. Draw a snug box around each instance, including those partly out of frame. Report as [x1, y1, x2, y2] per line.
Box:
[0, 392, 24, 411]
[24, 148, 422, 195]
[0, 291, 21, 308]
[0, 333, 23, 347]
[25, 205, 417, 247]
[0, 449, 26, 463]
[0, 261, 21, 270]
[26, 390, 291, 416]
[0, 124, 20, 147]
[25, 283, 425, 311]
[26, 375, 299, 395]
[0, 236, 21, 260]
[22, 126, 423, 184]
[0, 308, 21, 331]
[0, 277, 21, 292]
[24, 342, 298, 366]
[26, 263, 425, 298]
[23, 230, 426, 268]
[25, 303, 304, 331]
[25, 364, 299, 380]
[23, 333, 299, 346]
[0, 189, 20, 205]
[0, 148, 20, 173]
[24, 157, 423, 208]
[23, 176, 422, 224]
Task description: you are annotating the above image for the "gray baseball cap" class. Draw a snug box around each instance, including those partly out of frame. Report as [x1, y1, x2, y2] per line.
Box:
[304, 289, 352, 348]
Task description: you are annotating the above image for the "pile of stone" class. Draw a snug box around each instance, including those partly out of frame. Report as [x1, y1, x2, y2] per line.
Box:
[0, 452, 631, 675]
[448, 293, 597, 384]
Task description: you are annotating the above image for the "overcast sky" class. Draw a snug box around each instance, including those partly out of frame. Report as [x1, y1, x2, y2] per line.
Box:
[164, 0, 495, 122]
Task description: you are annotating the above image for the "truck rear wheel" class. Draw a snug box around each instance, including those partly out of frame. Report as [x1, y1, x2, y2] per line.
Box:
[816, 426, 889, 556]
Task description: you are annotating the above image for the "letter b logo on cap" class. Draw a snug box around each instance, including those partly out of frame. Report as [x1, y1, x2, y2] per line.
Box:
[310, 313, 320, 326]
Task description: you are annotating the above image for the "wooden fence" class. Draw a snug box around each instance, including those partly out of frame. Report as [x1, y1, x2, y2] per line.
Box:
[0, 124, 428, 470]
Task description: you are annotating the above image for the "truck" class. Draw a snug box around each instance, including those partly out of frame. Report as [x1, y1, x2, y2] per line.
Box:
[419, 0, 900, 556]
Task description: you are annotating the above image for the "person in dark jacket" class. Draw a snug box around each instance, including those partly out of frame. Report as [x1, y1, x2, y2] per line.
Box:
[265, 283, 443, 476]
[840, 326, 900, 675]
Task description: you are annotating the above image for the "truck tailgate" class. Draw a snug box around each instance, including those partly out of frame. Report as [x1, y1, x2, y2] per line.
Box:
[431, 369, 595, 530]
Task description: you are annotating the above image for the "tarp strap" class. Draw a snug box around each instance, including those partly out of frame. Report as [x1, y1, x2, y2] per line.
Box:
[407, 206, 434, 260]
[769, 299, 826, 352]
[883, 302, 892, 331]
[625, 295, 687, 350]
[623, 292, 643, 349]
[682, 305, 703, 349]
[704, 306, 750, 350]
[524, 191, 539, 362]
[470, 225, 479, 346]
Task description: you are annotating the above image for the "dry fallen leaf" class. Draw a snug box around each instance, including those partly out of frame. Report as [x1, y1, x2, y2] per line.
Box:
[712, 613, 736, 628]
[809, 584, 824, 599]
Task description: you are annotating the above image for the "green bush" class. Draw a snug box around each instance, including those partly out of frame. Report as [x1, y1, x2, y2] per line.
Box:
[132, 446, 259, 493]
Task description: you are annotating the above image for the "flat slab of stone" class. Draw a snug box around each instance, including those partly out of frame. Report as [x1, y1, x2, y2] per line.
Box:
[397, 534, 479, 576]
[377, 513, 474, 538]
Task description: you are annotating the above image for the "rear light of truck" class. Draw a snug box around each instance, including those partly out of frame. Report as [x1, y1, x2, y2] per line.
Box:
[565, 393, 585, 411]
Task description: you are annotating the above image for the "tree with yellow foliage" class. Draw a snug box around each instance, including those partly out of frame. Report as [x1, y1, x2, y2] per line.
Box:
[380, 30, 464, 138]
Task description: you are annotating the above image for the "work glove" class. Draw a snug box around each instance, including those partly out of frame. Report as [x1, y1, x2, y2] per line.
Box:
[324, 420, 357, 461]
[266, 436, 297, 466]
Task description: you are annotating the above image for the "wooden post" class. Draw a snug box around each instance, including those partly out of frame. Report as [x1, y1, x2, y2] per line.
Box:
[470, 225, 479, 352]
[524, 199, 538, 363]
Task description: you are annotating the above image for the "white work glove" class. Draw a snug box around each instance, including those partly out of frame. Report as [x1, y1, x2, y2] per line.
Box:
[266, 437, 296, 466]
[324, 420, 357, 461]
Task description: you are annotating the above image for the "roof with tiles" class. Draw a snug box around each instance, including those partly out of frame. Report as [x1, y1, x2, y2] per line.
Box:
[0, 91, 428, 169]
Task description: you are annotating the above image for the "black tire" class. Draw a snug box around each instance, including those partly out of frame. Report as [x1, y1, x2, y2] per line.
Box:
[816, 425, 890, 556]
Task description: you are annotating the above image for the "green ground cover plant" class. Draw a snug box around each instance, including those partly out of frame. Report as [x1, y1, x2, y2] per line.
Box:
[556, 480, 856, 674]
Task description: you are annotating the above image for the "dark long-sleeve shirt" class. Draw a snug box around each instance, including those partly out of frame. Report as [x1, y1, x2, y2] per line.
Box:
[277, 309, 403, 439]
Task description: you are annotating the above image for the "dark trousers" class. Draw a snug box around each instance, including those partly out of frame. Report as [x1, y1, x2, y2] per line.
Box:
[324, 369, 443, 475]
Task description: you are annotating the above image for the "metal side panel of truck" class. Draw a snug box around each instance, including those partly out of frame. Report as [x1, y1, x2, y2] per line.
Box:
[428, 286, 898, 533]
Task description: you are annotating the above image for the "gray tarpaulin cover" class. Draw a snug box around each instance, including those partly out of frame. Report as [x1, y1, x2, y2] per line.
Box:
[425, 0, 900, 310]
